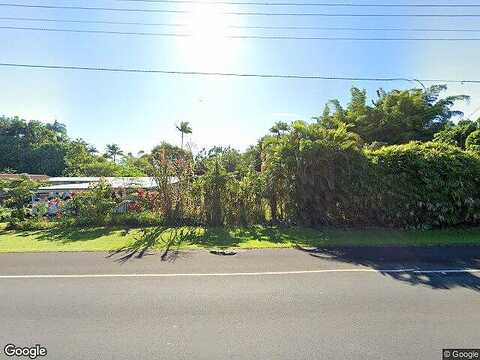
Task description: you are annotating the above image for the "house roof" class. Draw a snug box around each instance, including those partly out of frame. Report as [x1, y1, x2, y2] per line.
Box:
[38, 177, 161, 192]
[0, 173, 49, 181]
[38, 183, 92, 192]
[48, 177, 100, 183]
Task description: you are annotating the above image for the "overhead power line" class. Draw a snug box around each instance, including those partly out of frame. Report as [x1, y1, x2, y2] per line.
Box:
[2, 17, 480, 33]
[5, 25, 480, 41]
[31, 0, 480, 7]
[2, 3, 480, 16]
[0, 62, 479, 84]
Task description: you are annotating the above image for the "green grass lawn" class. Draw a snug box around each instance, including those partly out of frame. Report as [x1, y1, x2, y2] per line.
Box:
[0, 222, 479, 252]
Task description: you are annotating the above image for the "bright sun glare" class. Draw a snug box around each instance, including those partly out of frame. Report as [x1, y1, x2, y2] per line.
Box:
[177, 3, 240, 71]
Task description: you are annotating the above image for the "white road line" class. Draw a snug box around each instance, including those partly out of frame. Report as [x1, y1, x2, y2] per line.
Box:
[412, 269, 480, 274]
[0, 268, 478, 279]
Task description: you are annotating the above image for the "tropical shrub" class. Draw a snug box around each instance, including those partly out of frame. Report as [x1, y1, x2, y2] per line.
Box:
[149, 144, 194, 224]
[107, 211, 163, 227]
[264, 121, 371, 226]
[264, 122, 480, 228]
[0, 177, 40, 223]
[0, 207, 11, 222]
[62, 180, 119, 225]
[7, 218, 56, 231]
[367, 142, 480, 228]
[433, 120, 478, 149]
[196, 160, 230, 226]
[465, 130, 480, 152]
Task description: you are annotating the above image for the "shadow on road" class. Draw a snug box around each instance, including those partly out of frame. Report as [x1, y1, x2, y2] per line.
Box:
[106, 227, 195, 264]
[295, 245, 480, 292]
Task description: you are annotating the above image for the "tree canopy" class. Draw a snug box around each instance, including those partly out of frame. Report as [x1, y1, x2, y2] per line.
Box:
[0, 85, 474, 181]
[315, 85, 469, 145]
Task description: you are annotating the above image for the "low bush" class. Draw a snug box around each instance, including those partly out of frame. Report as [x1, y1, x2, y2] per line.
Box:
[61, 180, 119, 225]
[1, 177, 40, 223]
[107, 211, 163, 227]
[466, 129, 480, 152]
[0, 207, 11, 222]
[6, 218, 57, 231]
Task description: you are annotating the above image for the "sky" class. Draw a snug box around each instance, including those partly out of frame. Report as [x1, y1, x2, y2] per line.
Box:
[1, 0, 480, 154]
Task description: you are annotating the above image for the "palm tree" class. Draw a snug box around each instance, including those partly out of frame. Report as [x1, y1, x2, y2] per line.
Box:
[87, 145, 98, 155]
[176, 121, 192, 149]
[269, 121, 290, 137]
[105, 144, 124, 163]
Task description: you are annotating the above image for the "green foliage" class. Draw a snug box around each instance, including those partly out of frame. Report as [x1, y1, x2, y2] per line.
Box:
[2, 85, 479, 230]
[465, 129, 480, 152]
[63, 180, 119, 225]
[1, 177, 40, 222]
[367, 142, 480, 227]
[433, 120, 478, 149]
[149, 143, 194, 224]
[269, 121, 290, 136]
[0, 207, 11, 222]
[0, 116, 68, 175]
[260, 121, 480, 228]
[316, 85, 468, 145]
[107, 211, 163, 227]
[28, 143, 67, 175]
[194, 146, 243, 175]
[195, 160, 230, 226]
[263, 121, 369, 225]
[0, 118, 148, 177]
[225, 170, 265, 226]
[176, 121, 192, 148]
[104, 143, 124, 163]
[6, 218, 56, 231]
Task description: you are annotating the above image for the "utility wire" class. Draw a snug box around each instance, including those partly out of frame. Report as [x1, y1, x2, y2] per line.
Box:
[0, 62, 479, 84]
[2, 17, 480, 33]
[29, 0, 480, 7]
[2, 3, 480, 16]
[5, 26, 480, 41]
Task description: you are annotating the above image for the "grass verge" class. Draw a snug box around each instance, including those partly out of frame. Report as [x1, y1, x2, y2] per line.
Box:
[0, 223, 479, 253]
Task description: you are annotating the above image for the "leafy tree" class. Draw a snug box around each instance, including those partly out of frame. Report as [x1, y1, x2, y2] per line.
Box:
[117, 155, 150, 176]
[151, 142, 190, 163]
[105, 144, 124, 163]
[0, 116, 68, 175]
[83, 160, 122, 177]
[45, 120, 67, 139]
[64, 140, 97, 176]
[315, 85, 468, 145]
[269, 121, 290, 137]
[466, 130, 480, 151]
[150, 143, 194, 223]
[1, 177, 40, 222]
[175, 121, 192, 149]
[434, 120, 478, 149]
[261, 121, 364, 225]
[87, 145, 98, 154]
[29, 143, 67, 176]
[197, 160, 230, 225]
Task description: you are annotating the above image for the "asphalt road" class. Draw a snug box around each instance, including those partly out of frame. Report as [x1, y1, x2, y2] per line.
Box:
[0, 250, 479, 360]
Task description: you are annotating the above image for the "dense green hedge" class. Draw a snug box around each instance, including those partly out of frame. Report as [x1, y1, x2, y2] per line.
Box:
[285, 139, 480, 228]
[367, 142, 480, 228]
